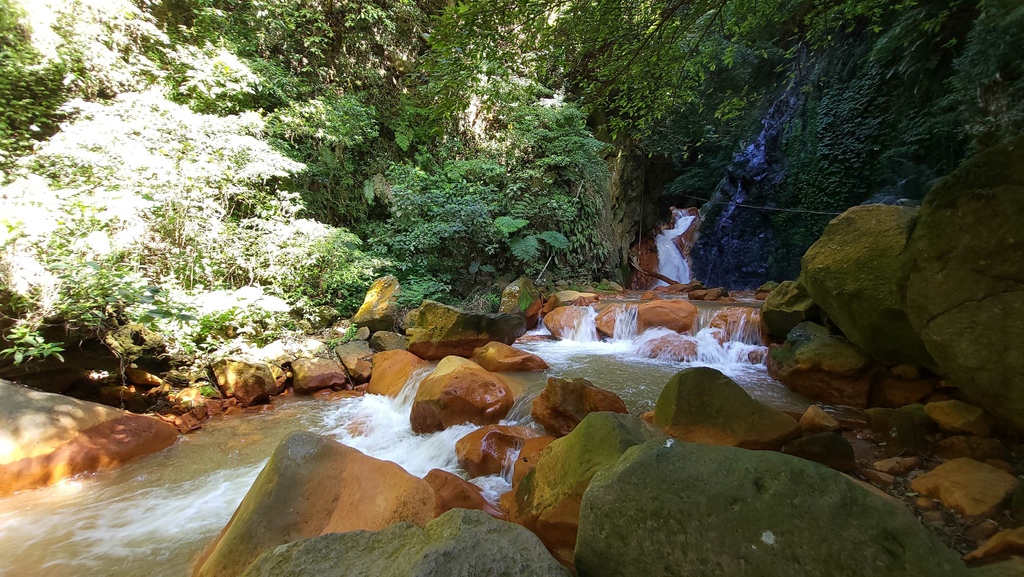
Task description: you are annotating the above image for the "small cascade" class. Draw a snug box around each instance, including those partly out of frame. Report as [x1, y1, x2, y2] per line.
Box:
[561, 306, 599, 342]
[612, 305, 638, 342]
[653, 208, 699, 287]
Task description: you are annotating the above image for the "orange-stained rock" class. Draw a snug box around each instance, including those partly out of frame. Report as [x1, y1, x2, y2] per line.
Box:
[870, 376, 935, 408]
[636, 300, 698, 333]
[707, 306, 766, 344]
[290, 357, 348, 394]
[872, 456, 923, 477]
[124, 367, 165, 388]
[512, 435, 556, 487]
[456, 425, 544, 477]
[964, 527, 1024, 565]
[367, 350, 427, 397]
[936, 436, 1010, 462]
[531, 377, 628, 437]
[405, 301, 526, 360]
[910, 458, 1019, 518]
[630, 237, 660, 290]
[542, 306, 596, 341]
[211, 358, 281, 406]
[0, 381, 178, 497]
[541, 291, 599, 314]
[594, 305, 620, 338]
[635, 332, 698, 361]
[689, 287, 727, 301]
[639, 291, 659, 300]
[472, 342, 549, 372]
[799, 405, 840, 434]
[193, 432, 434, 577]
[335, 342, 373, 384]
[925, 400, 991, 437]
[410, 357, 513, 433]
[423, 468, 503, 519]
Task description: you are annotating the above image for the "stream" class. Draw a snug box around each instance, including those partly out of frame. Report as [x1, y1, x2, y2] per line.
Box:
[0, 301, 810, 577]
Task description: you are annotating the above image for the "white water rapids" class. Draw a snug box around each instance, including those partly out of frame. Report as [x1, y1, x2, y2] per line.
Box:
[0, 302, 799, 577]
[654, 210, 697, 286]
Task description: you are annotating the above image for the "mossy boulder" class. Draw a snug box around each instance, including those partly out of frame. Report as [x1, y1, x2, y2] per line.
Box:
[574, 440, 969, 577]
[761, 280, 819, 339]
[499, 277, 544, 329]
[211, 359, 280, 406]
[653, 367, 800, 450]
[767, 322, 878, 408]
[352, 275, 400, 333]
[801, 205, 934, 369]
[239, 509, 569, 577]
[865, 405, 937, 457]
[900, 134, 1024, 432]
[507, 412, 662, 566]
[405, 301, 525, 360]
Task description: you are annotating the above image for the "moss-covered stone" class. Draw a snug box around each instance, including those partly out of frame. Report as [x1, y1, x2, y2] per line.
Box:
[900, 134, 1024, 432]
[404, 300, 525, 360]
[865, 405, 937, 457]
[499, 277, 543, 329]
[574, 440, 969, 577]
[761, 280, 819, 338]
[801, 204, 934, 368]
[352, 275, 400, 333]
[767, 322, 878, 408]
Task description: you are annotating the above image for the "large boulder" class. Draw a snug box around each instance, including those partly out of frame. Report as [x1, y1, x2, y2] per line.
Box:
[761, 280, 819, 339]
[194, 432, 434, 577]
[506, 412, 661, 566]
[801, 205, 934, 368]
[574, 440, 969, 577]
[367, 350, 427, 397]
[541, 290, 599, 313]
[767, 322, 878, 408]
[636, 300, 698, 333]
[653, 367, 800, 450]
[352, 275, 400, 333]
[542, 306, 597, 341]
[472, 341, 549, 372]
[290, 357, 348, 394]
[335, 341, 373, 384]
[865, 405, 937, 457]
[405, 301, 525, 360]
[530, 377, 629, 437]
[211, 359, 281, 406]
[369, 330, 408, 351]
[910, 458, 1019, 518]
[0, 381, 178, 496]
[499, 277, 544, 329]
[410, 356, 514, 433]
[456, 424, 543, 477]
[900, 135, 1024, 431]
[423, 468, 503, 518]
[238, 509, 569, 577]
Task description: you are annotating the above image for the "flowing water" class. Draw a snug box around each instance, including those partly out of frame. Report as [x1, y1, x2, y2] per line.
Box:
[0, 301, 808, 577]
[653, 210, 697, 286]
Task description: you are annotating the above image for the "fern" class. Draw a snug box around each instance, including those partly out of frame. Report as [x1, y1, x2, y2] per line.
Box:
[494, 216, 529, 235]
[535, 230, 569, 250]
[509, 235, 540, 261]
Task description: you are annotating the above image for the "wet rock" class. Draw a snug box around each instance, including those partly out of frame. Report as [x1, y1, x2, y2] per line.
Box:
[594, 304, 625, 338]
[871, 375, 936, 408]
[410, 356, 513, 433]
[369, 330, 408, 351]
[194, 432, 434, 577]
[782, 432, 856, 472]
[542, 306, 595, 340]
[654, 367, 800, 450]
[0, 380, 177, 497]
[366, 350, 426, 397]
[865, 405, 936, 457]
[290, 357, 348, 394]
[767, 322, 877, 408]
[799, 405, 840, 434]
[171, 386, 207, 412]
[506, 412, 661, 567]
[689, 287, 728, 301]
[965, 527, 1024, 566]
[352, 275, 400, 333]
[635, 332, 698, 362]
[574, 440, 968, 577]
[335, 341, 373, 384]
[531, 377, 629, 437]
[707, 306, 765, 343]
[761, 280, 819, 339]
[124, 367, 164, 388]
[472, 341, 549, 372]
[802, 204, 934, 369]
[541, 290, 599, 313]
[966, 520, 1001, 544]
[238, 509, 569, 577]
[910, 458, 1019, 518]
[211, 359, 280, 406]
[936, 436, 1011, 462]
[872, 456, 922, 477]
[925, 400, 991, 437]
[636, 300, 698, 333]
[512, 435, 556, 486]
[499, 277, 544, 329]
[405, 301, 525, 360]
[456, 425, 542, 478]
[755, 280, 778, 300]
[969, 557, 1024, 576]
[900, 134, 1024, 432]
[423, 469, 503, 519]
[859, 468, 896, 487]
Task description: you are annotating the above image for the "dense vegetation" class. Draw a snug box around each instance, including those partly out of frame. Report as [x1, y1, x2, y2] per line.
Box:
[1, 0, 1020, 362]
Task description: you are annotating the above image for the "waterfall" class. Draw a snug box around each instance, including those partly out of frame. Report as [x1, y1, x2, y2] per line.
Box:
[654, 209, 697, 286]
[612, 305, 638, 342]
[561, 306, 599, 342]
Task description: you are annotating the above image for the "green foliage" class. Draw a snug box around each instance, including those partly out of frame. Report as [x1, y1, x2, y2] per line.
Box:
[0, 325, 65, 365]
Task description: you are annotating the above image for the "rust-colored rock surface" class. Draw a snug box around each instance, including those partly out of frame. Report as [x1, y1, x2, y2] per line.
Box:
[531, 377, 629, 437]
[410, 357, 514, 433]
[472, 341, 549, 372]
[366, 350, 427, 397]
[636, 300, 698, 333]
[456, 425, 544, 477]
[423, 468, 503, 519]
